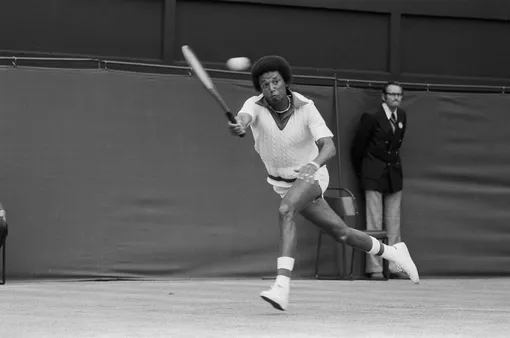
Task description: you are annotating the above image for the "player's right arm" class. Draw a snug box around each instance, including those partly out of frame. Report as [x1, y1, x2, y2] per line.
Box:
[228, 112, 252, 136]
[228, 96, 258, 137]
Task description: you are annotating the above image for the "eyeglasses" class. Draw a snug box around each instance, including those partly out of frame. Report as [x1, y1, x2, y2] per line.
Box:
[385, 93, 403, 97]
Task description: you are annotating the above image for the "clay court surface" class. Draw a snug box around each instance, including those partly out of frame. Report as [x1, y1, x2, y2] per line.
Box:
[1, 278, 508, 337]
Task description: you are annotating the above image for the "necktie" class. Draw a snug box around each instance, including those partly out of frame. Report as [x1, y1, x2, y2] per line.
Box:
[390, 113, 397, 133]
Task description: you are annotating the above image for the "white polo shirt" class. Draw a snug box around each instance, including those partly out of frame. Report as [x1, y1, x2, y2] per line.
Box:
[239, 91, 334, 187]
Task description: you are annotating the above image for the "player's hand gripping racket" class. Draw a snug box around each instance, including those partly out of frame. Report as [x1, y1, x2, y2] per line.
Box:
[181, 45, 245, 137]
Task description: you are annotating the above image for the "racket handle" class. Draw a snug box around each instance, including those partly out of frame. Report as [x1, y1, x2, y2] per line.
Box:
[226, 112, 237, 124]
[226, 112, 245, 138]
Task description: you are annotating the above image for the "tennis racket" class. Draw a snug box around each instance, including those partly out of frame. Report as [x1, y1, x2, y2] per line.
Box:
[181, 45, 245, 137]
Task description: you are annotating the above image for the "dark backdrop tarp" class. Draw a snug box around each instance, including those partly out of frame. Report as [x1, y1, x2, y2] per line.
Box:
[337, 88, 510, 276]
[0, 67, 339, 279]
[1, 68, 510, 280]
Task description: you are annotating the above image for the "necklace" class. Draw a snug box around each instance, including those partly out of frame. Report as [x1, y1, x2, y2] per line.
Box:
[273, 96, 291, 114]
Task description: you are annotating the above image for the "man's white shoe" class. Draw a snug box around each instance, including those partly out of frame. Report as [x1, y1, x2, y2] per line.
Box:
[260, 284, 289, 311]
[393, 242, 420, 284]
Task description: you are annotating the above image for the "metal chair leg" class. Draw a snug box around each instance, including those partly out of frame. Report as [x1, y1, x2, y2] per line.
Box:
[342, 242, 348, 278]
[1, 240, 5, 285]
[316, 231, 353, 280]
[314, 230, 323, 279]
[382, 238, 389, 280]
[350, 235, 389, 281]
[350, 246, 356, 278]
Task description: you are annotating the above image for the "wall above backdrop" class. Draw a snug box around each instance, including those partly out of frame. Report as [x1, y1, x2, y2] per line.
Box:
[0, 0, 509, 86]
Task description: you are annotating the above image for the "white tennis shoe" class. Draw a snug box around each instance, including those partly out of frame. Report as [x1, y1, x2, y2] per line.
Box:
[260, 284, 289, 311]
[393, 242, 420, 284]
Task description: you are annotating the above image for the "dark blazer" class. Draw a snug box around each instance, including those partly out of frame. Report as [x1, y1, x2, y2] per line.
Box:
[351, 105, 407, 193]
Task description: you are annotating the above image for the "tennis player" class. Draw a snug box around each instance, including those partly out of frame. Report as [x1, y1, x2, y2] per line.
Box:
[228, 55, 419, 311]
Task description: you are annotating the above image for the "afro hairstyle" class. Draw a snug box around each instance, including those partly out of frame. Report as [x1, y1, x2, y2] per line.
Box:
[250, 55, 292, 92]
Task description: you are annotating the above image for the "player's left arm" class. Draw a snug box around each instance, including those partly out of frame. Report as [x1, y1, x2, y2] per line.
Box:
[308, 101, 336, 168]
[296, 137, 335, 182]
[296, 102, 336, 180]
[312, 136, 336, 167]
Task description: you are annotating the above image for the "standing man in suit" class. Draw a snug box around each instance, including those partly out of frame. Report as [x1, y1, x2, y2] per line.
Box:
[351, 81, 407, 279]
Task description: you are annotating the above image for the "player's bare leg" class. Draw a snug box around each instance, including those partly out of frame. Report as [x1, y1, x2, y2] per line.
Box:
[300, 198, 419, 283]
[260, 178, 322, 311]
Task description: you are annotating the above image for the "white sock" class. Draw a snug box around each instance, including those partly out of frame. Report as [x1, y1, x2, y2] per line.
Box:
[277, 256, 295, 270]
[367, 237, 396, 262]
[367, 237, 381, 255]
[275, 256, 295, 288]
[380, 245, 397, 262]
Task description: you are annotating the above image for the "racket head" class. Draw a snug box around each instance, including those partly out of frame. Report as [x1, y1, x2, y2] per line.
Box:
[181, 45, 245, 138]
[181, 45, 214, 90]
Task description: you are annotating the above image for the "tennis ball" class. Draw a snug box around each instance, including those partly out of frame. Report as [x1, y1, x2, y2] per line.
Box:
[226, 57, 251, 71]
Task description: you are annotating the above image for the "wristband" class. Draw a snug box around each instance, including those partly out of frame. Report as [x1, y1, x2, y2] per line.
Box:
[308, 161, 321, 170]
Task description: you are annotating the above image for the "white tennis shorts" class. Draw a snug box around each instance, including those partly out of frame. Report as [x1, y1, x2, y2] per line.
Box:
[270, 166, 330, 199]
